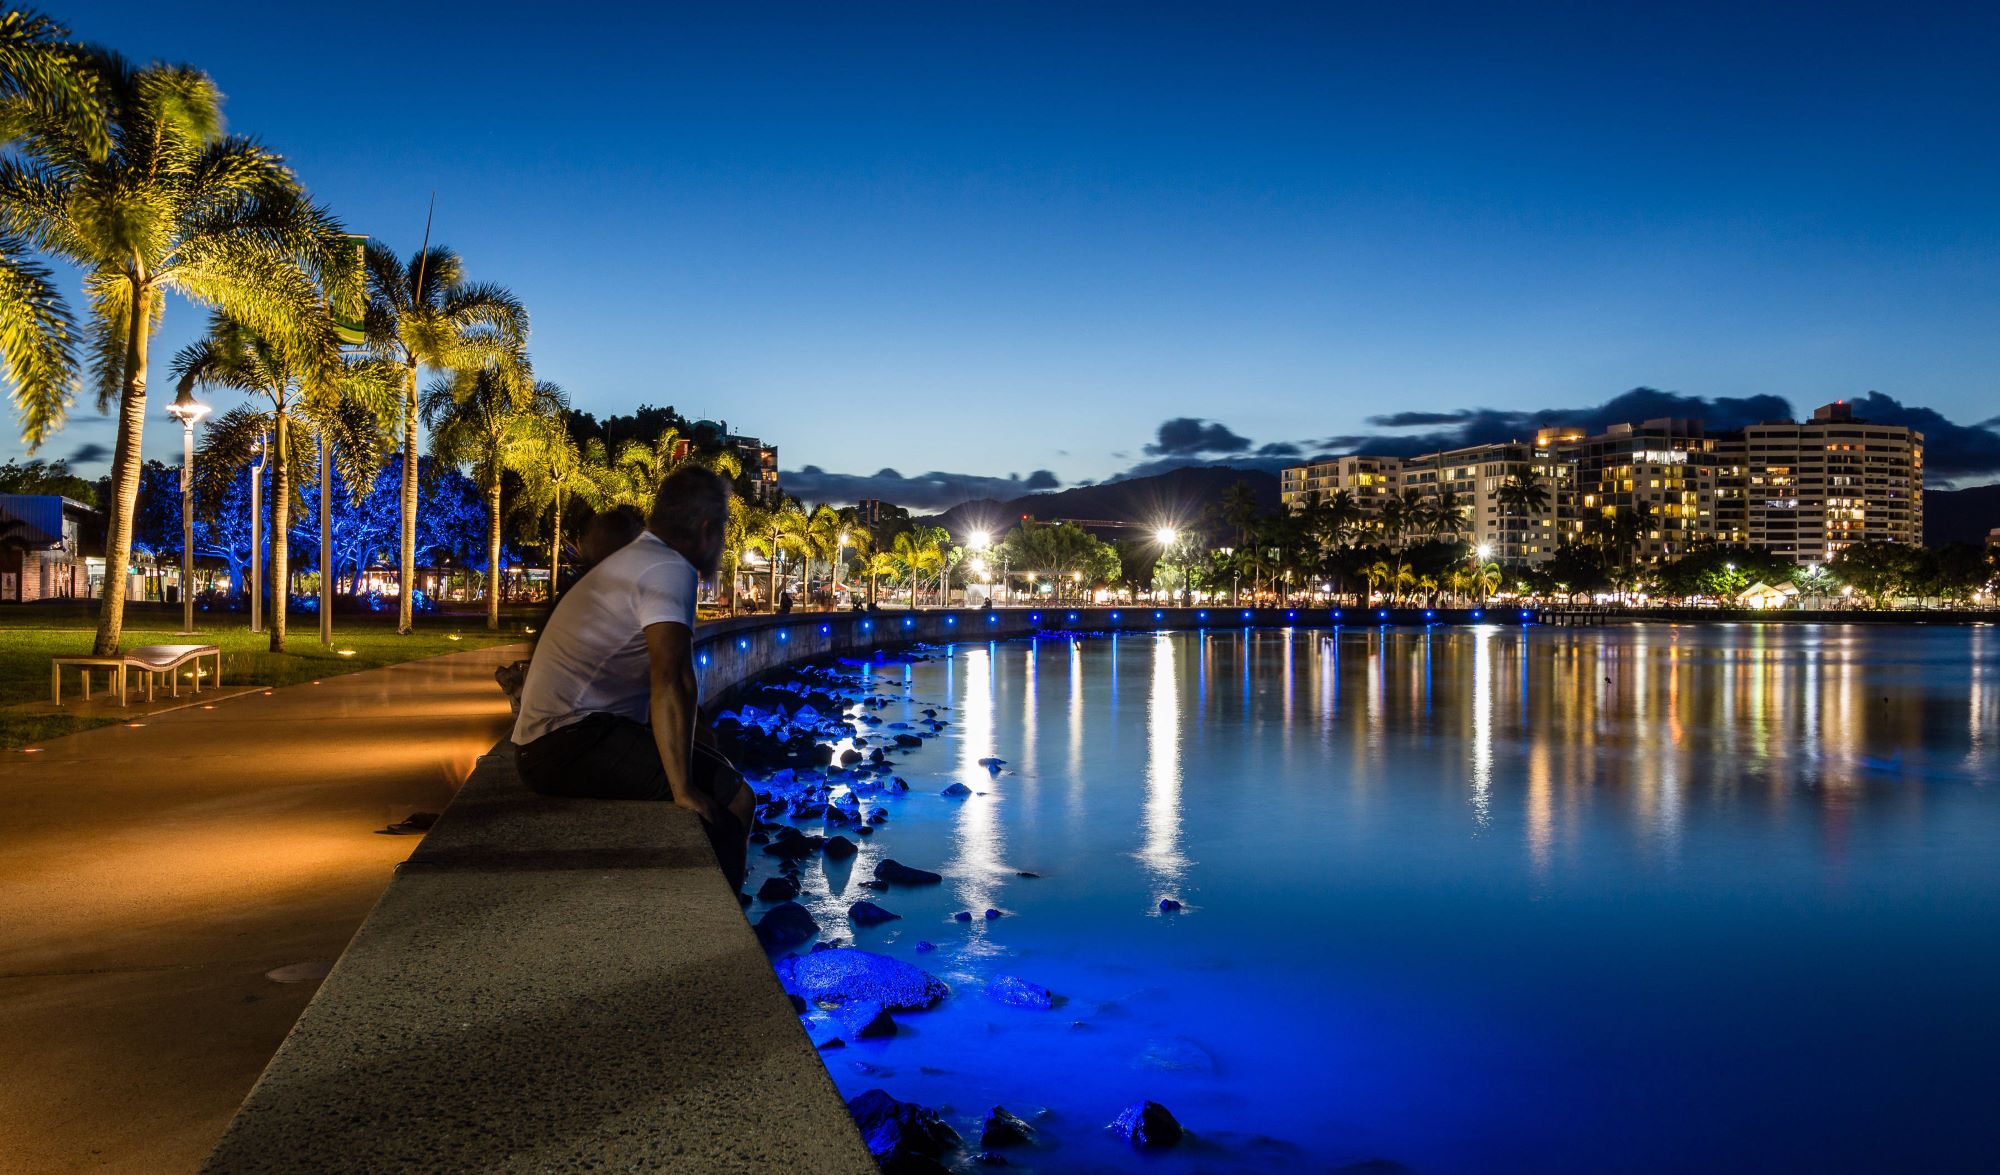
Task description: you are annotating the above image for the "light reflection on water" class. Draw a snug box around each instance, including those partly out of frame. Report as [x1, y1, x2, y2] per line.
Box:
[780, 624, 2000, 1174]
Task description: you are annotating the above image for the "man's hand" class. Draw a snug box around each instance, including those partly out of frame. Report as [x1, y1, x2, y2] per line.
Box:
[672, 790, 720, 824]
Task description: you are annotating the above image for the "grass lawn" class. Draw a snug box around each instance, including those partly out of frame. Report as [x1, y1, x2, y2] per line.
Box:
[1, 602, 529, 749]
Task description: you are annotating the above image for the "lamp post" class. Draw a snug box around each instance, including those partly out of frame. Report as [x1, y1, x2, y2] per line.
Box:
[165, 383, 211, 634]
[249, 433, 267, 633]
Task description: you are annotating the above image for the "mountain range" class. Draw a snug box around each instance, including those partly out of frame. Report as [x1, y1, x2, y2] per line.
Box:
[922, 465, 2000, 550]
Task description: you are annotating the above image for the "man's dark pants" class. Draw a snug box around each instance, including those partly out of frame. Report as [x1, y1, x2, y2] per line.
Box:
[516, 713, 750, 892]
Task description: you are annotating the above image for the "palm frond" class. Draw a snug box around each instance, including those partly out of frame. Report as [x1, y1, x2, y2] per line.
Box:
[0, 8, 110, 158]
[0, 230, 76, 447]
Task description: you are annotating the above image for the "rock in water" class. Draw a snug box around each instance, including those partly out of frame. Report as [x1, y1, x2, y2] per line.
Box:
[756, 875, 801, 902]
[754, 901, 820, 951]
[824, 834, 858, 859]
[1109, 1101, 1184, 1149]
[976, 757, 1005, 771]
[849, 900, 902, 927]
[940, 782, 973, 798]
[895, 733, 924, 747]
[980, 1106, 1035, 1148]
[953, 911, 974, 923]
[875, 859, 943, 885]
[776, 948, 951, 1010]
[986, 975, 1055, 1009]
[847, 1088, 962, 1164]
[983, 908, 1004, 920]
[1158, 898, 1183, 913]
[839, 1000, 898, 1039]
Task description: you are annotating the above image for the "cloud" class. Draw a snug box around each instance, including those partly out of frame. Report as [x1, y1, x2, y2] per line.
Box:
[1842, 391, 2000, 481]
[65, 442, 109, 466]
[1108, 387, 2000, 486]
[782, 465, 1062, 510]
[1366, 410, 1475, 427]
[1144, 417, 1251, 456]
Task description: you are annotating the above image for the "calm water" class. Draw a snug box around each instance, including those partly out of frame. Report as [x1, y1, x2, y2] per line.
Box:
[757, 624, 2000, 1173]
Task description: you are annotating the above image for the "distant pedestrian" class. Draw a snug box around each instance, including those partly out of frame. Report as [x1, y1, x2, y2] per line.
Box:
[510, 467, 753, 890]
[778, 591, 794, 614]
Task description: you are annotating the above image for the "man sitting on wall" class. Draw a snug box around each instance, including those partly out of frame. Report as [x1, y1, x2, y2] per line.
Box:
[511, 467, 754, 890]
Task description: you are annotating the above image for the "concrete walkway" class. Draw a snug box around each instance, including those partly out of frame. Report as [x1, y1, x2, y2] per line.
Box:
[0, 644, 525, 1174]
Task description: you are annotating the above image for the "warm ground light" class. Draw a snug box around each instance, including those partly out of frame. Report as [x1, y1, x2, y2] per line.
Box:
[0, 604, 525, 750]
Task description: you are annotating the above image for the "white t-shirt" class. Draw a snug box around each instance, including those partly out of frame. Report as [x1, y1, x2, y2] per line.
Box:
[512, 530, 699, 744]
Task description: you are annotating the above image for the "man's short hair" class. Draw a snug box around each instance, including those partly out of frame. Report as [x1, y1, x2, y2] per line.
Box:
[649, 466, 731, 549]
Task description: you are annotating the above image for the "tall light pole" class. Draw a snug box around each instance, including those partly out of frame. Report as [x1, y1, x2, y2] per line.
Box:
[166, 383, 211, 635]
[248, 433, 266, 633]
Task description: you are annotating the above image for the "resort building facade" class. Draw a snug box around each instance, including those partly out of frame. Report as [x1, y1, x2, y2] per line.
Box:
[1280, 402, 1923, 567]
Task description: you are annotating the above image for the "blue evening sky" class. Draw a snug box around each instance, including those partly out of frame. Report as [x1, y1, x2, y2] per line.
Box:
[13, 1, 2000, 501]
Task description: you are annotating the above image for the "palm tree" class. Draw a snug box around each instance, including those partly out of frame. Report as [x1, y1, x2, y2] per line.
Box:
[801, 503, 845, 608]
[718, 495, 758, 613]
[3, 59, 351, 654]
[171, 312, 346, 650]
[1, 7, 104, 445]
[746, 498, 807, 609]
[363, 242, 525, 633]
[862, 549, 898, 608]
[1495, 474, 1550, 557]
[891, 527, 947, 609]
[1430, 488, 1468, 540]
[423, 361, 560, 630]
[511, 420, 610, 594]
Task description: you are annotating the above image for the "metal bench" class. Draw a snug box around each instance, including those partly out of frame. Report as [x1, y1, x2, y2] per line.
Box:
[50, 644, 223, 706]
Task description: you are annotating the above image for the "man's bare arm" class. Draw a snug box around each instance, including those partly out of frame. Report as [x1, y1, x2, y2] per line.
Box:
[645, 621, 713, 820]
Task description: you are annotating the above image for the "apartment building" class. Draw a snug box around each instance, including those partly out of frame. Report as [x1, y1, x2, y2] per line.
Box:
[1743, 402, 1923, 565]
[1277, 455, 1404, 539]
[1281, 401, 1924, 568]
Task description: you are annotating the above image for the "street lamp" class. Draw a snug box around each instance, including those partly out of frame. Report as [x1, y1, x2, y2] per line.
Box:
[165, 382, 210, 634]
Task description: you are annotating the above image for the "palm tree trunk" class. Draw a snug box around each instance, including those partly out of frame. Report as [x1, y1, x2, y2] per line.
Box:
[487, 476, 503, 631]
[397, 360, 419, 634]
[549, 489, 563, 596]
[768, 529, 779, 607]
[93, 282, 151, 656]
[269, 408, 290, 652]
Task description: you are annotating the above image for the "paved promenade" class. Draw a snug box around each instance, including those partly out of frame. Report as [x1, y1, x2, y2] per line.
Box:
[0, 644, 525, 1173]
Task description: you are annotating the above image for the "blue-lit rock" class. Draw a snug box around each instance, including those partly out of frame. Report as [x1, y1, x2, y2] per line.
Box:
[1158, 898, 1183, 913]
[756, 875, 800, 902]
[983, 908, 1003, 920]
[776, 947, 950, 1010]
[1109, 1100, 1184, 1149]
[977, 757, 1006, 771]
[839, 999, 898, 1039]
[953, 911, 973, 923]
[979, 1106, 1035, 1148]
[986, 975, 1054, 1009]
[940, 782, 973, 798]
[754, 901, 819, 951]
[875, 859, 943, 885]
[895, 733, 924, 747]
[850, 900, 902, 927]
[824, 834, 858, 859]
[846, 1088, 961, 1164]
